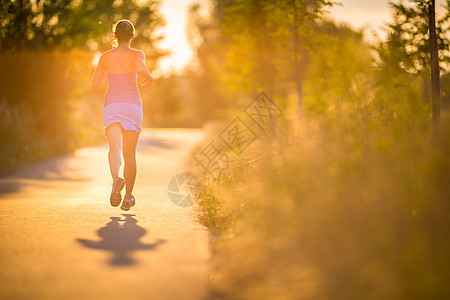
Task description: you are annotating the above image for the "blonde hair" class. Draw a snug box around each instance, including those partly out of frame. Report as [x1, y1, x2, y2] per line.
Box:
[113, 19, 135, 46]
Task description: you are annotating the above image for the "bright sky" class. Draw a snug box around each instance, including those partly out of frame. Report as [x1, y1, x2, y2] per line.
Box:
[156, 0, 207, 76]
[157, 0, 448, 75]
[328, 0, 448, 40]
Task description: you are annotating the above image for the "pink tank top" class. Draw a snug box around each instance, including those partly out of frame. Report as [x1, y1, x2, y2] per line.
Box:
[104, 48, 142, 107]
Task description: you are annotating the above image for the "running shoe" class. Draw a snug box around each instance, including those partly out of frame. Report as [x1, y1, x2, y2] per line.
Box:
[110, 177, 125, 207]
[121, 194, 135, 211]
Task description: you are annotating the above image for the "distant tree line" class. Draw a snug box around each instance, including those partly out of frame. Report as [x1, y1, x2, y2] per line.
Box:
[187, 0, 450, 120]
[0, 0, 165, 58]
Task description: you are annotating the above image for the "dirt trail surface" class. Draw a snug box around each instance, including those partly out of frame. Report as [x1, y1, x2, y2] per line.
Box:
[0, 128, 210, 300]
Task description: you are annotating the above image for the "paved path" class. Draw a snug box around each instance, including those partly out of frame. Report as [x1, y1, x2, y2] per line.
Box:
[0, 129, 210, 300]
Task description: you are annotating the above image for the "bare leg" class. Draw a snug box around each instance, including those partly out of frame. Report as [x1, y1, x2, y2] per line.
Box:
[105, 123, 123, 180]
[123, 129, 139, 199]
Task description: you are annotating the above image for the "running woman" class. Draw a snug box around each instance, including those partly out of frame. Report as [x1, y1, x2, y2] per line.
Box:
[92, 19, 153, 211]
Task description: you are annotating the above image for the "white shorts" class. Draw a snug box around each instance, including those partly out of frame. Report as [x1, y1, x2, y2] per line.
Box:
[103, 103, 143, 134]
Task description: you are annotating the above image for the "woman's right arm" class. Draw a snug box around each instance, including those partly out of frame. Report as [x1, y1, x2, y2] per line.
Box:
[135, 50, 154, 89]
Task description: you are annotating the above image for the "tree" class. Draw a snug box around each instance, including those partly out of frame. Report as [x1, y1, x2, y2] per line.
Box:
[0, 0, 166, 66]
[185, 2, 229, 121]
[428, 0, 441, 125]
[276, 0, 337, 116]
[377, 0, 450, 105]
[207, 0, 335, 113]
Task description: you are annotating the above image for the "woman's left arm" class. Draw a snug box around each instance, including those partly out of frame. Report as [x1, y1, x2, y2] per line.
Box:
[92, 55, 107, 88]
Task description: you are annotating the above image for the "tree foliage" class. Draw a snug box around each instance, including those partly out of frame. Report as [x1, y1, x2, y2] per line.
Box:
[186, 0, 337, 115]
[378, 0, 450, 76]
[219, 0, 336, 93]
[0, 0, 166, 62]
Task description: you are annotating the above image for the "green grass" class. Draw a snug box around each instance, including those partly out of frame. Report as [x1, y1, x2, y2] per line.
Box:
[193, 105, 450, 299]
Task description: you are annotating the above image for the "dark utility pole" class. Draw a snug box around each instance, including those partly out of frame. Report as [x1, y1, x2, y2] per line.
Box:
[428, 0, 440, 126]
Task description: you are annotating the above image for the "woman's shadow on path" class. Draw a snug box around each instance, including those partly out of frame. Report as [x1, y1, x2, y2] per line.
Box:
[77, 214, 165, 266]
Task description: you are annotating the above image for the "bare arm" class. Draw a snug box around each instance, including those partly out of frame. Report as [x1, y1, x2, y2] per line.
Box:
[92, 55, 107, 89]
[135, 50, 154, 89]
